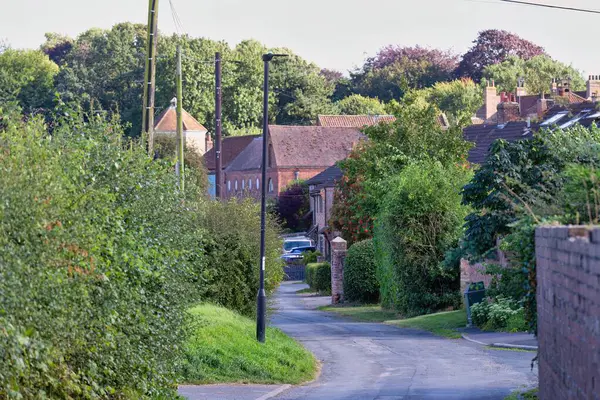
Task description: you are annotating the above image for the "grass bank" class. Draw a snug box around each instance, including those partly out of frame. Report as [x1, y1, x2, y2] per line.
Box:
[321, 304, 466, 338]
[182, 304, 317, 385]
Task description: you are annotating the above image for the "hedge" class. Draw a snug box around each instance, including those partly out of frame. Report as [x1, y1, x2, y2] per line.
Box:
[344, 239, 378, 303]
[306, 262, 331, 294]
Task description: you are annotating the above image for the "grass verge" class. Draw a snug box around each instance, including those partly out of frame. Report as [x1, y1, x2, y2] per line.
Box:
[182, 304, 317, 385]
[319, 304, 401, 322]
[296, 288, 315, 294]
[387, 310, 466, 339]
[505, 388, 538, 399]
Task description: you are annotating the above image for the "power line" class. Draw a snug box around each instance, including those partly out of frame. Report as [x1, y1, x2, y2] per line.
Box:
[499, 0, 600, 14]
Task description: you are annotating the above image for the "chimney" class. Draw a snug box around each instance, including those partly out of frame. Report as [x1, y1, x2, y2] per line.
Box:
[587, 75, 600, 101]
[537, 95, 550, 118]
[516, 79, 527, 97]
[205, 132, 213, 153]
[484, 79, 500, 121]
[551, 79, 558, 96]
[497, 101, 520, 124]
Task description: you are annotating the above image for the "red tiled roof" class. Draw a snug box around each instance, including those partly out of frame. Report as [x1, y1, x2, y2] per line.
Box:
[224, 137, 263, 172]
[269, 125, 364, 168]
[317, 115, 396, 128]
[204, 135, 258, 171]
[155, 106, 207, 132]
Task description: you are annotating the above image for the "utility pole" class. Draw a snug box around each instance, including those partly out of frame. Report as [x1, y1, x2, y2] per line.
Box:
[176, 45, 185, 191]
[141, 0, 159, 156]
[215, 52, 223, 199]
[257, 52, 288, 343]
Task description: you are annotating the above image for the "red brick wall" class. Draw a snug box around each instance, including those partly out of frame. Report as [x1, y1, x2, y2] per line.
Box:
[536, 226, 600, 400]
[274, 167, 325, 194]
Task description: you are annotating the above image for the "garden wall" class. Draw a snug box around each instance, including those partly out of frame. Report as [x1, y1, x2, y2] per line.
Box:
[536, 226, 600, 400]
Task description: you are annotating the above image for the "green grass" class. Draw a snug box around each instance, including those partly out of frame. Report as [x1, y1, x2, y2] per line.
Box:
[319, 304, 401, 322]
[387, 310, 466, 338]
[505, 388, 538, 400]
[296, 288, 315, 294]
[182, 304, 317, 385]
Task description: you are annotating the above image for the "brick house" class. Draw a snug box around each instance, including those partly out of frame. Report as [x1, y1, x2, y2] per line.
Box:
[221, 125, 363, 200]
[154, 99, 212, 154]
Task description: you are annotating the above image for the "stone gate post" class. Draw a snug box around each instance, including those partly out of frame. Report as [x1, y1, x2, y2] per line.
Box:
[331, 237, 347, 304]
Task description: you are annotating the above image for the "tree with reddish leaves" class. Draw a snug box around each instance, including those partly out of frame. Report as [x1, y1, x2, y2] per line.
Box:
[272, 181, 310, 233]
[456, 29, 546, 82]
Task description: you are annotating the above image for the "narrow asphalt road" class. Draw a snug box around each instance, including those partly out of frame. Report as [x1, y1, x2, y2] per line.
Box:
[270, 282, 537, 400]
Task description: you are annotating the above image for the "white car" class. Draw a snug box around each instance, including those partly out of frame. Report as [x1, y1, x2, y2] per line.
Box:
[282, 237, 313, 254]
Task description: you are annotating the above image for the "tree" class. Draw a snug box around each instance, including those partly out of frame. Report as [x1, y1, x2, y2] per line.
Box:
[337, 94, 386, 115]
[272, 181, 310, 232]
[41, 33, 73, 65]
[425, 78, 483, 126]
[0, 49, 59, 113]
[456, 30, 546, 82]
[352, 46, 458, 102]
[320, 68, 352, 101]
[483, 55, 585, 95]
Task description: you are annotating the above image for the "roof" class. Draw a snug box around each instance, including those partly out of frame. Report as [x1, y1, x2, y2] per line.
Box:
[204, 135, 258, 171]
[224, 137, 263, 172]
[464, 122, 532, 165]
[305, 165, 343, 188]
[155, 105, 207, 132]
[317, 115, 396, 128]
[268, 125, 364, 168]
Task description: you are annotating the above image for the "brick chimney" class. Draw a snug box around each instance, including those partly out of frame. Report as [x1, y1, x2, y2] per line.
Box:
[587, 75, 600, 101]
[497, 101, 520, 124]
[537, 95, 550, 118]
[551, 79, 558, 96]
[205, 132, 213, 153]
[516, 79, 527, 97]
[484, 79, 500, 121]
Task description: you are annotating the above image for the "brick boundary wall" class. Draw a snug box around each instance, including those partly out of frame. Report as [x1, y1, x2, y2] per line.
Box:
[536, 226, 600, 400]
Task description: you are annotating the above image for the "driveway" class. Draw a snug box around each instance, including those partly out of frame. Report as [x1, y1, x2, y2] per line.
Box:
[270, 282, 538, 400]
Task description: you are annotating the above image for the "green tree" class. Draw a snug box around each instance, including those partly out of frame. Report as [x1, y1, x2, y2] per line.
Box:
[0, 49, 58, 112]
[337, 94, 386, 115]
[426, 78, 483, 125]
[483, 55, 585, 95]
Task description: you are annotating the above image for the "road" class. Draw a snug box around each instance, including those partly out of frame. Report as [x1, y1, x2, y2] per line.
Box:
[270, 282, 538, 400]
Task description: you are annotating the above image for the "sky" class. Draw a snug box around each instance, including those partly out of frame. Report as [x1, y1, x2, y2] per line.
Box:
[1, 0, 600, 76]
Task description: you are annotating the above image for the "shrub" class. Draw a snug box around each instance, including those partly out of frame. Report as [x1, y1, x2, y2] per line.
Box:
[470, 296, 526, 331]
[344, 239, 379, 303]
[470, 301, 490, 327]
[374, 161, 472, 316]
[302, 250, 322, 265]
[306, 263, 331, 294]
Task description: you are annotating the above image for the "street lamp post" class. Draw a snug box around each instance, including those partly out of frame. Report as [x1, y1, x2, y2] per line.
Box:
[257, 52, 287, 343]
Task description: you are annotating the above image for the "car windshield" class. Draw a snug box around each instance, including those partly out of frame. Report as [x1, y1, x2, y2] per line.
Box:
[284, 240, 311, 251]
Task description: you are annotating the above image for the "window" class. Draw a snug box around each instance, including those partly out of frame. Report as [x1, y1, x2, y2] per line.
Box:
[268, 178, 274, 193]
[256, 178, 260, 190]
[227, 180, 231, 191]
[249, 179, 252, 190]
[235, 180, 238, 191]
[294, 171, 300, 180]
[242, 179, 245, 190]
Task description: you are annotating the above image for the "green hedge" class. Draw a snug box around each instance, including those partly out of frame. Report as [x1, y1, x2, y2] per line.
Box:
[374, 161, 471, 317]
[344, 239, 378, 303]
[306, 262, 331, 294]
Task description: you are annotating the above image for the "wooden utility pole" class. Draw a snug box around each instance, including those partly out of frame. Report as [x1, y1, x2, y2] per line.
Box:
[176, 45, 185, 191]
[215, 52, 223, 198]
[141, 0, 159, 156]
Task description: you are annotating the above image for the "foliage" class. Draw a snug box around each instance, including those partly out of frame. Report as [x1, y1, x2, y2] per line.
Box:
[351, 45, 458, 102]
[337, 94, 386, 115]
[374, 161, 472, 316]
[200, 199, 284, 316]
[302, 250, 322, 265]
[0, 49, 59, 113]
[483, 55, 585, 95]
[182, 304, 316, 384]
[343, 239, 379, 303]
[272, 181, 310, 232]
[306, 262, 331, 294]
[154, 134, 208, 192]
[0, 113, 205, 398]
[388, 310, 466, 339]
[456, 29, 546, 82]
[331, 103, 472, 244]
[470, 297, 526, 332]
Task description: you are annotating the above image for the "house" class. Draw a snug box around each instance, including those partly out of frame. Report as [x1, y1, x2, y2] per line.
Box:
[154, 99, 212, 154]
[304, 165, 343, 259]
[317, 114, 396, 128]
[221, 125, 363, 200]
[203, 135, 258, 198]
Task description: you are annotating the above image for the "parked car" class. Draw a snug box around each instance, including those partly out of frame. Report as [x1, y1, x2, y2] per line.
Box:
[281, 246, 316, 262]
[282, 237, 313, 254]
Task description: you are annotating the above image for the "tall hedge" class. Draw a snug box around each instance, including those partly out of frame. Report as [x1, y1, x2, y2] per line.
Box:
[374, 161, 471, 316]
[306, 262, 331, 294]
[344, 239, 378, 303]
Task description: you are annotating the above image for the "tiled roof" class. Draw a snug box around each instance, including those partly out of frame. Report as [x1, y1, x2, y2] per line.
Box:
[305, 165, 343, 188]
[224, 137, 263, 172]
[317, 115, 396, 128]
[204, 135, 258, 171]
[269, 125, 364, 168]
[464, 122, 532, 165]
[155, 106, 207, 132]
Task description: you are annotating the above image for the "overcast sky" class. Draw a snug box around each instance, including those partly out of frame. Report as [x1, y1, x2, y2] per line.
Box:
[1, 0, 599, 76]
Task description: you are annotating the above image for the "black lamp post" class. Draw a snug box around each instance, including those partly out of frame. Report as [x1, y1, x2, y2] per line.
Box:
[257, 52, 288, 343]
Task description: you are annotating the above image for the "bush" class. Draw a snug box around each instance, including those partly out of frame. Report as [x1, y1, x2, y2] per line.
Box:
[470, 301, 490, 327]
[374, 161, 472, 316]
[344, 239, 379, 303]
[306, 263, 331, 294]
[302, 250, 322, 265]
[0, 114, 204, 398]
[470, 296, 526, 331]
